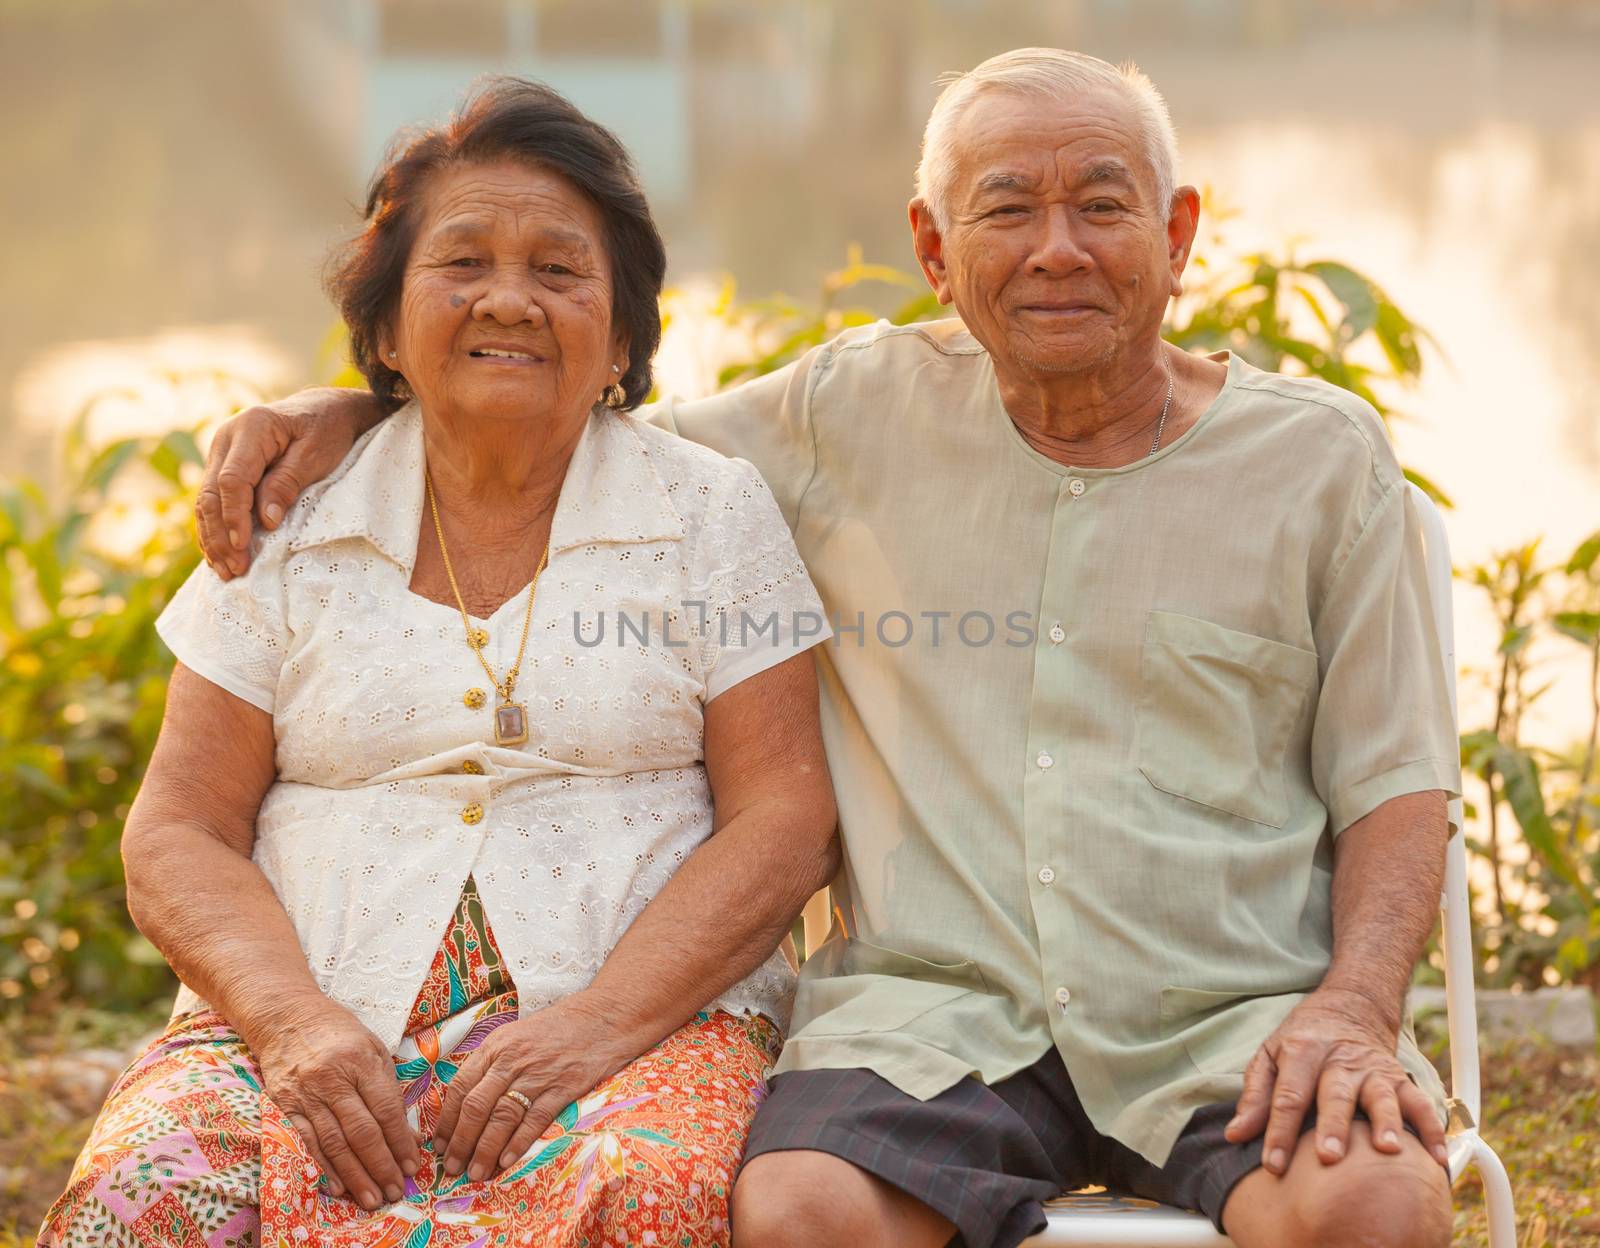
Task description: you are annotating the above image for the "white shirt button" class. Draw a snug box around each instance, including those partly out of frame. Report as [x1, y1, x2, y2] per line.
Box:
[1068, 478, 1086, 497]
[1048, 622, 1065, 644]
[1036, 751, 1054, 770]
[1037, 866, 1056, 885]
[1055, 986, 1073, 1007]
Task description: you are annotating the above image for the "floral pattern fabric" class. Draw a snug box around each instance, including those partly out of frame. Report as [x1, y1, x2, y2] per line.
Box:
[40, 878, 781, 1247]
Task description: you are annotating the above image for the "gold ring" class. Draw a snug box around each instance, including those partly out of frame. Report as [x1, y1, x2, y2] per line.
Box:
[503, 1089, 534, 1113]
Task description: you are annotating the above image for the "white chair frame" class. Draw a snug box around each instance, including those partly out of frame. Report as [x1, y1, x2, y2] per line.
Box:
[799, 485, 1517, 1247]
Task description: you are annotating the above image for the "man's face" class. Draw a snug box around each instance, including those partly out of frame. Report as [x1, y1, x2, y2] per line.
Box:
[915, 86, 1190, 378]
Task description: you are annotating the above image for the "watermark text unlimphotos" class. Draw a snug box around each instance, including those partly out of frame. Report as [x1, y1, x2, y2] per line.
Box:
[573, 604, 1038, 649]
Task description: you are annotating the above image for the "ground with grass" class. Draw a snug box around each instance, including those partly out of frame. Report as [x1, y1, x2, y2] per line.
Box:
[1, 1011, 1594, 1246]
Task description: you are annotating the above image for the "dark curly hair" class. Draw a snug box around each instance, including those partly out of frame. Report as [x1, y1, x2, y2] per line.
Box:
[326, 76, 666, 412]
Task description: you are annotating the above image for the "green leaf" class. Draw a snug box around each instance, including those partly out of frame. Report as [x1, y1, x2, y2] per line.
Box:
[79, 438, 143, 494]
[54, 509, 89, 569]
[147, 443, 184, 486]
[1556, 933, 1591, 974]
[1292, 282, 1336, 337]
[1499, 623, 1534, 657]
[1566, 531, 1600, 577]
[1494, 744, 1583, 891]
[1306, 261, 1379, 340]
[1373, 301, 1423, 378]
[1460, 729, 1500, 773]
[892, 292, 943, 325]
[1552, 612, 1600, 647]
[159, 429, 204, 468]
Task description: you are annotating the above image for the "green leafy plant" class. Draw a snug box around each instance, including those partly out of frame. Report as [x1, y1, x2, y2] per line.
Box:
[1460, 533, 1600, 989]
[0, 403, 213, 1014]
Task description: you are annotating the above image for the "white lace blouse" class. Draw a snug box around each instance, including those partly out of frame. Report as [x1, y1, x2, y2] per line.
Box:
[155, 403, 830, 1048]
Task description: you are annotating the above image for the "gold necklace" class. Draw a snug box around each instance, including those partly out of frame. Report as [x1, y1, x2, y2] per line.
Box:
[425, 470, 549, 747]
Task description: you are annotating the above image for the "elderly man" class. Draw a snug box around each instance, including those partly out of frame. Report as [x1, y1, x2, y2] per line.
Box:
[193, 49, 1457, 1248]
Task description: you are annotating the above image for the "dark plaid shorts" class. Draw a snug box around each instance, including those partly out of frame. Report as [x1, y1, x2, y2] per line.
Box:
[743, 1049, 1319, 1248]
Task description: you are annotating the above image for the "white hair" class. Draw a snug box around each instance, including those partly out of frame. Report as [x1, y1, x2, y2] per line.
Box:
[915, 48, 1179, 229]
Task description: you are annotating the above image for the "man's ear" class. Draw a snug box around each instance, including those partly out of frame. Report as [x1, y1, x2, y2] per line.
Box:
[1165, 185, 1202, 300]
[908, 198, 955, 306]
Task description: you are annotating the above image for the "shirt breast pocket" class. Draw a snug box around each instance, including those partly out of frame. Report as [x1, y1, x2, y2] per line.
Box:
[1136, 610, 1318, 828]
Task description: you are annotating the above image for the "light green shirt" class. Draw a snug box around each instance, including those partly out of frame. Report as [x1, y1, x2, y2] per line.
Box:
[651, 318, 1459, 1165]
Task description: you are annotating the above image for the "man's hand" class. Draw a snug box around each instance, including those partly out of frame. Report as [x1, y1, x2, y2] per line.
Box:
[197, 387, 380, 579]
[431, 993, 621, 1184]
[1224, 986, 1448, 1175]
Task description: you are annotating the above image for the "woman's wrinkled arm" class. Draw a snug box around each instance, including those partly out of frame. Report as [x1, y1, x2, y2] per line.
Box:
[123, 663, 421, 1208]
[432, 649, 839, 1181]
[587, 645, 840, 1042]
[122, 662, 318, 1043]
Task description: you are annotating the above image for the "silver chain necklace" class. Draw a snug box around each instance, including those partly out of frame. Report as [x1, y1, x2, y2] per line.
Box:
[1148, 370, 1175, 456]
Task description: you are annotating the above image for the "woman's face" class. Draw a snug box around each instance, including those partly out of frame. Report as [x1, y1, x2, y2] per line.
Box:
[385, 159, 625, 427]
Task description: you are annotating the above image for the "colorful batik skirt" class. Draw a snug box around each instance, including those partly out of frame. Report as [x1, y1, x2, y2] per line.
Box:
[39, 876, 782, 1247]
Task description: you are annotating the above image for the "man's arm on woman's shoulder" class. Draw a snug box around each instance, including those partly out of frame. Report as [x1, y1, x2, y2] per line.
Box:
[197, 386, 385, 579]
[197, 341, 828, 575]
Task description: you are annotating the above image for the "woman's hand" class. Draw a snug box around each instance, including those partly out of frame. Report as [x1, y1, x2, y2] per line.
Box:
[432, 993, 620, 1183]
[252, 1002, 422, 1210]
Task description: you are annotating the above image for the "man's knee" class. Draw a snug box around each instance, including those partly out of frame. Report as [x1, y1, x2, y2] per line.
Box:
[732, 1149, 955, 1248]
[732, 1152, 878, 1247]
[1226, 1126, 1452, 1248]
[1289, 1148, 1452, 1248]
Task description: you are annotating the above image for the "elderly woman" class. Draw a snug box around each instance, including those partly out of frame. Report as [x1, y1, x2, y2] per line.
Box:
[40, 78, 837, 1248]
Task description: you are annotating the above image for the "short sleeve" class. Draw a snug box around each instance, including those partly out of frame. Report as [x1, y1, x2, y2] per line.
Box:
[1310, 482, 1461, 834]
[646, 346, 822, 529]
[155, 541, 291, 714]
[690, 458, 831, 702]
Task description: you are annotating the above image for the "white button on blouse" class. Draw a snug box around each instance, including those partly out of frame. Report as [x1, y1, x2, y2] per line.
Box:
[156, 404, 831, 1047]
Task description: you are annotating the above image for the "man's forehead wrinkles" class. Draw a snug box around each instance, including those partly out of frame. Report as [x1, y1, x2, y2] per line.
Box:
[963, 121, 1141, 173]
[962, 148, 1140, 206]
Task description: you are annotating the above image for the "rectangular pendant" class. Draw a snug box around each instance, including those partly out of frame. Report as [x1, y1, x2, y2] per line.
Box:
[493, 702, 528, 746]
